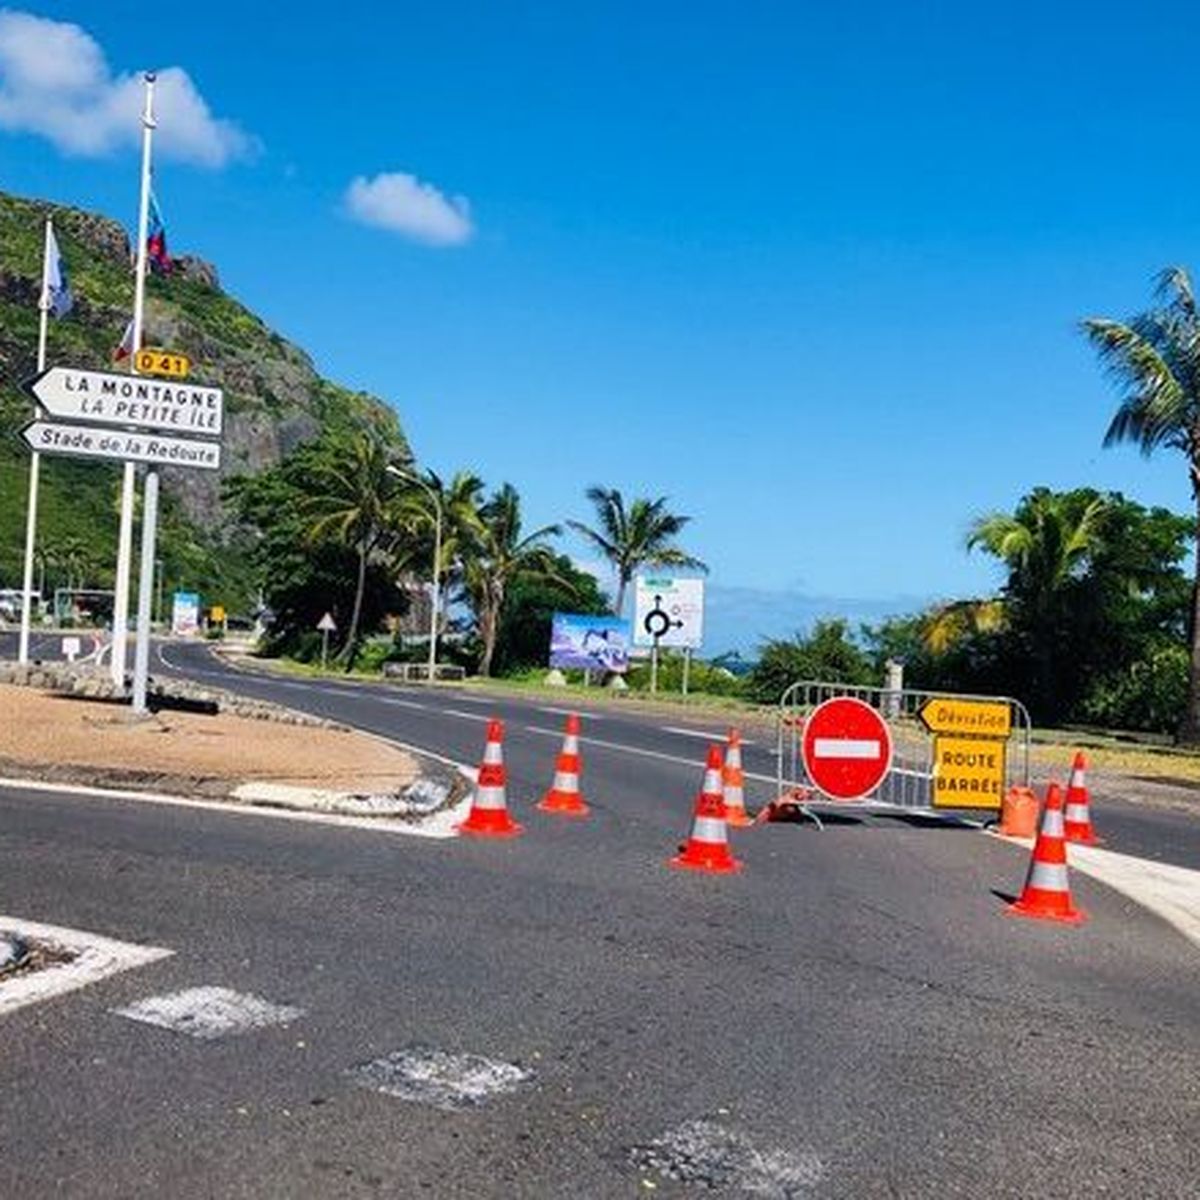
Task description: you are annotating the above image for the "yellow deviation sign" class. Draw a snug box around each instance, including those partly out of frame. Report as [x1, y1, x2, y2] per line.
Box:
[135, 348, 190, 379]
[919, 697, 1011, 739]
[932, 735, 1006, 809]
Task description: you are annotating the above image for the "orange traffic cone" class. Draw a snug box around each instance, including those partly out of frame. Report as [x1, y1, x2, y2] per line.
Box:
[537, 713, 589, 817]
[1007, 782, 1085, 924]
[456, 719, 524, 838]
[1063, 751, 1101, 845]
[670, 745, 742, 874]
[722, 729, 752, 827]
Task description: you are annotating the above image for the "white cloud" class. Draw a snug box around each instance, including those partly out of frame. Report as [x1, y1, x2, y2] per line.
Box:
[0, 9, 253, 167]
[345, 171, 474, 246]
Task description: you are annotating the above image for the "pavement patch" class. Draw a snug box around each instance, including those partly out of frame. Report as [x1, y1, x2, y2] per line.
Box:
[346, 1046, 533, 1110]
[0, 916, 171, 1017]
[630, 1119, 825, 1196]
[113, 985, 303, 1039]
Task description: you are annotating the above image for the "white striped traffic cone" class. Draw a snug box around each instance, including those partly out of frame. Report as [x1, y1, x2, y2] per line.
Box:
[456, 719, 523, 838]
[669, 745, 742, 874]
[1007, 782, 1085, 923]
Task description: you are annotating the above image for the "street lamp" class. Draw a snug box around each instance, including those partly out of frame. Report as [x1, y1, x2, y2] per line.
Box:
[386, 464, 442, 683]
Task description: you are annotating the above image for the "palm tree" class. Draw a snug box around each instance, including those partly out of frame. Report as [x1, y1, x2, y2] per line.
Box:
[967, 488, 1108, 716]
[568, 487, 707, 615]
[302, 429, 399, 667]
[461, 483, 564, 676]
[1083, 267, 1200, 741]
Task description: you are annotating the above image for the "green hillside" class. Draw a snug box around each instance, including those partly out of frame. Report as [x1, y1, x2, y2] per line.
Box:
[0, 190, 406, 614]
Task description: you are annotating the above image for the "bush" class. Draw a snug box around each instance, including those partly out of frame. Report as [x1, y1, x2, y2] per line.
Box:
[1076, 644, 1189, 734]
[745, 619, 875, 704]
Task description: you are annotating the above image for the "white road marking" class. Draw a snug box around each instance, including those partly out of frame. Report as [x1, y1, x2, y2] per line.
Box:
[380, 697, 429, 711]
[539, 705, 601, 720]
[442, 708, 492, 722]
[113, 986, 302, 1039]
[0, 775, 474, 840]
[445, 694, 493, 705]
[994, 833, 1200, 951]
[347, 1047, 533, 1110]
[813, 737, 880, 759]
[523, 726, 776, 785]
[0, 916, 171, 1017]
[662, 726, 753, 746]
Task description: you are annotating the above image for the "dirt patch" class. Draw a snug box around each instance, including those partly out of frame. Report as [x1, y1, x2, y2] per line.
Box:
[0, 683, 420, 800]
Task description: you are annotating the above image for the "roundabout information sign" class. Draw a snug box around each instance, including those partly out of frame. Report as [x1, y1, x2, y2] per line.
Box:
[801, 696, 893, 801]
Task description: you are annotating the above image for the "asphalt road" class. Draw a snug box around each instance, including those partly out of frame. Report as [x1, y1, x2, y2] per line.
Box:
[1, 645, 1198, 1195]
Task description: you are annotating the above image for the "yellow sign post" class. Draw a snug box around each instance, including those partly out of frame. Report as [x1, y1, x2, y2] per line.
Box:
[931, 735, 1007, 809]
[134, 348, 190, 379]
[918, 697, 1011, 739]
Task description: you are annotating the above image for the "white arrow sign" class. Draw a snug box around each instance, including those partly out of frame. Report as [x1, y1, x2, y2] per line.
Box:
[22, 421, 222, 472]
[27, 366, 223, 435]
[316, 612, 337, 632]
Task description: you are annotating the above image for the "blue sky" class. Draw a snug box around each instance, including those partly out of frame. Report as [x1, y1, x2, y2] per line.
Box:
[3, 2, 1198, 653]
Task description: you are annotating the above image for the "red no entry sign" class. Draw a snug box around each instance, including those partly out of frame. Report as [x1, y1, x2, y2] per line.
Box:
[801, 697, 893, 800]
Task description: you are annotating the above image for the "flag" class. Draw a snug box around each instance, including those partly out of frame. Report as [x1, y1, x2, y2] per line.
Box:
[44, 223, 73, 318]
[112, 319, 134, 362]
[146, 191, 171, 276]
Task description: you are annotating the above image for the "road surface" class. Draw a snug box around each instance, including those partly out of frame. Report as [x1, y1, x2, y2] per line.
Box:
[0, 644, 1197, 1195]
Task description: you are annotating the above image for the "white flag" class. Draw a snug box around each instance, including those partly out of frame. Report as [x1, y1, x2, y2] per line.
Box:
[44, 223, 73, 318]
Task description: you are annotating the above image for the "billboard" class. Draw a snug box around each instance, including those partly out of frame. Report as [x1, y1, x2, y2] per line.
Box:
[171, 591, 200, 636]
[633, 576, 705, 649]
[549, 613, 631, 673]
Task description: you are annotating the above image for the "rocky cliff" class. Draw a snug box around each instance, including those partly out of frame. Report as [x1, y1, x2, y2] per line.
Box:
[0, 189, 407, 595]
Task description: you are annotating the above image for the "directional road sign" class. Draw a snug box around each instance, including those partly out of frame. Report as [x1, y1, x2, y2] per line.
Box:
[632, 576, 704, 649]
[801, 696, 893, 801]
[22, 421, 221, 471]
[316, 613, 337, 632]
[26, 365, 223, 435]
[918, 697, 1011, 739]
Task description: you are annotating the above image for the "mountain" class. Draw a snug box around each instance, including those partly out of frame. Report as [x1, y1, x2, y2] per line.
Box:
[0, 190, 407, 611]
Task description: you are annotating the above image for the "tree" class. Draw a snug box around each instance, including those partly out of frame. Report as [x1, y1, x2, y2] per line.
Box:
[226, 431, 407, 662]
[967, 488, 1109, 720]
[1083, 267, 1200, 742]
[301, 428, 401, 666]
[460, 483, 565, 677]
[492, 554, 609, 675]
[744, 619, 874, 704]
[568, 487, 707, 614]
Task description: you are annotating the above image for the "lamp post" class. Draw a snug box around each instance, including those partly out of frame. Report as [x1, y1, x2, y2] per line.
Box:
[387, 465, 442, 682]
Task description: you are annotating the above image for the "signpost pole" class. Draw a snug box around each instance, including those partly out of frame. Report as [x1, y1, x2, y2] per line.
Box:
[111, 73, 156, 691]
[321, 628, 329, 670]
[650, 636, 659, 694]
[130, 470, 158, 714]
[126, 72, 158, 710]
[18, 217, 53, 666]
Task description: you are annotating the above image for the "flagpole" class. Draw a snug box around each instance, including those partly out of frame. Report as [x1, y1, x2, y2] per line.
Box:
[17, 217, 53, 665]
[130, 72, 158, 715]
[111, 70, 155, 693]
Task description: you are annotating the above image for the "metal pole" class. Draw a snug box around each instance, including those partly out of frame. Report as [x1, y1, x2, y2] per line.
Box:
[130, 470, 158, 714]
[321, 628, 329, 670]
[682, 647, 691, 697]
[125, 72, 157, 704]
[428, 493, 442, 683]
[650, 638, 659, 694]
[18, 218, 53, 665]
[112, 71, 156, 692]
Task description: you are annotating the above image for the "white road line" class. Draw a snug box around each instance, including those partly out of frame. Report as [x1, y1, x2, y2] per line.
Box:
[523, 726, 777, 784]
[0, 776, 474, 840]
[380, 697, 429, 711]
[539, 705, 602, 720]
[446, 694, 493, 705]
[0, 916, 171, 1017]
[662, 726, 753, 746]
[442, 708, 492, 722]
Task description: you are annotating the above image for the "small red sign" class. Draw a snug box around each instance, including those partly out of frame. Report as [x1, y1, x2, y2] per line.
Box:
[801, 697, 893, 801]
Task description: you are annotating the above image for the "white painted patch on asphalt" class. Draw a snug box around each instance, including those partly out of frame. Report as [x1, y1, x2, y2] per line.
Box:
[347, 1046, 533, 1110]
[662, 725, 753, 746]
[630, 1119, 825, 1195]
[0, 916, 171, 1017]
[113, 986, 302, 1039]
